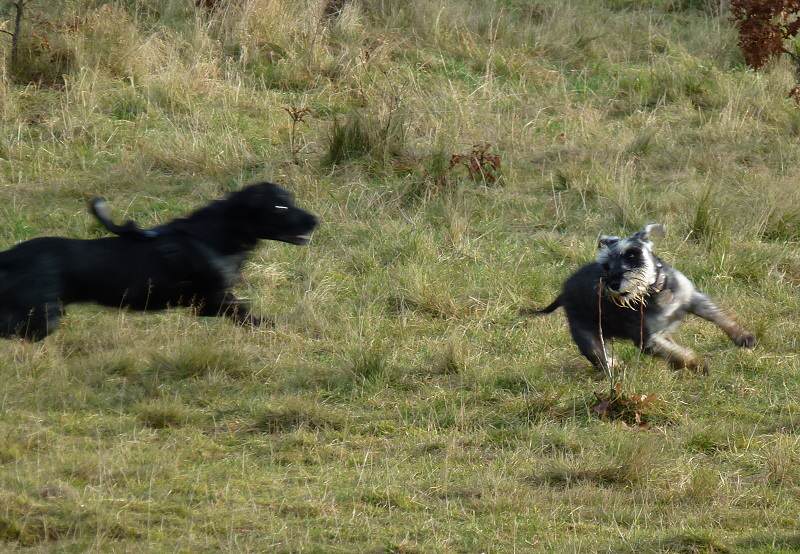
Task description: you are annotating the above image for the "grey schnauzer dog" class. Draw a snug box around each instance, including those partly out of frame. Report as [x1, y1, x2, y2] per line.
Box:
[535, 224, 756, 372]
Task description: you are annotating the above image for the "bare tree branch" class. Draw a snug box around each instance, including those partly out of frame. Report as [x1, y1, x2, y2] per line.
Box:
[11, 0, 25, 72]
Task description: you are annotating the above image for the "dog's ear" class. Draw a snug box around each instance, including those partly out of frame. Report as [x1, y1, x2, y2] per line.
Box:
[633, 223, 666, 243]
[597, 235, 620, 249]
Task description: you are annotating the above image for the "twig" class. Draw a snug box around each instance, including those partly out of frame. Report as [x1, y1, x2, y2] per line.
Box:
[11, 0, 25, 72]
[283, 105, 311, 164]
[597, 277, 612, 393]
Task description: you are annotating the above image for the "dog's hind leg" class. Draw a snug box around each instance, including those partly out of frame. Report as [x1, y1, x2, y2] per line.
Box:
[4, 303, 62, 341]
[0, 254, 63, 341]
[645, 334, 707, 373]
[20, 303, 62, 341]
[689, 292, 756, 348]
[199, 292, 271, 328]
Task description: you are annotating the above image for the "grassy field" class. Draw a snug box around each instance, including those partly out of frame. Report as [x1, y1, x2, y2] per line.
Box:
[1, 0, 800, 551]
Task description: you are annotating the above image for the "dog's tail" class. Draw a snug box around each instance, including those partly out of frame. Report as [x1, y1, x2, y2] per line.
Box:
[89, 198, 157, 239]
[520, 296, 562, 317]
[89, 198, 120, 233]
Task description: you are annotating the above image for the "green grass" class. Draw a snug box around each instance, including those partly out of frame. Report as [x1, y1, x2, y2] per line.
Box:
[0, 0, 799, 551]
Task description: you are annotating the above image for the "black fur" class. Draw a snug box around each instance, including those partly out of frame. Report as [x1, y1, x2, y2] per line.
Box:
[0, 182, 318, 341]
[554, 261, 668, 352]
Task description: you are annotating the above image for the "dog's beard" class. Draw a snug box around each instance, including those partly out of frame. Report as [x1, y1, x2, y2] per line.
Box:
[605, 271, 653, 309]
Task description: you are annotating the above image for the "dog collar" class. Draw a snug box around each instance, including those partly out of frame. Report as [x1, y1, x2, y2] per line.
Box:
[649, 264, 666, 295]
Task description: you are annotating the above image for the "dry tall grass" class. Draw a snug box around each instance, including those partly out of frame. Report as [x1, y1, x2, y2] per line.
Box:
[0, 0, 798, 551]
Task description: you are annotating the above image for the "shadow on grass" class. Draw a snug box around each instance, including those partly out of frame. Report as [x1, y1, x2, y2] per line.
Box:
[527, 437, 661, 488]
[248, 398, 343, 434]
[736, 534, 800, 551]
[623, 531, 731, 553]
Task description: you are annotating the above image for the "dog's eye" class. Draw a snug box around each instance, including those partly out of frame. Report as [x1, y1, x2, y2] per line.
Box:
[624, 250, 639, 262]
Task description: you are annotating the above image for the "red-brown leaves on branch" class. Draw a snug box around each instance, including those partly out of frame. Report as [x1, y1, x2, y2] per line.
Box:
[592, 383, 657, 427]
[730, 0, 800, 68]
[449, 142, 502, 184]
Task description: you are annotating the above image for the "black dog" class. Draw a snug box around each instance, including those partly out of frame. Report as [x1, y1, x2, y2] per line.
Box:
[0, 182, 318, 340]
[535, 224, 755, 372]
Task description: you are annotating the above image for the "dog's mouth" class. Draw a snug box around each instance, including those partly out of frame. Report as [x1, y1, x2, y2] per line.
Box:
[601, 277, 623, 294]
[278, 233, 313, 245]
[603, 279, 650, 309]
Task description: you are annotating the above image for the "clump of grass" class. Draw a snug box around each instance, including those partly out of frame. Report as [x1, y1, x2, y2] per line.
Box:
[490, 391, 569, 428]
[534, 438, 660, 487]
[135, 399, 194, 429]
[76, 350, 159, 406]
[650, 531, 732, 553]
[401, 142, 457, 202]
[325, 113, 372, 166]
[689, 182, 722, 243]
[104, 87, 148, 121]
[616, 57, 724, 112]
[431, 335, 468, 376]
[764, 436, 800, 486]
[250, 398, 342, 434]
[0, 490, 140, 545]
[0, 439, 23, 464]
[324, 97, 408, 168]
[761, 206, 800, 242]
[492, 372, 534, 394]
[78, 4, 145, 79]
[349, 342, 392, 384]
[623, 128, 656, 159]
[685, 427, 731, 454]
[357, 487, 413, 510]
[389, 271, 468, 319]
[682, 466, 722, 504]
[150, 343, 250, 380]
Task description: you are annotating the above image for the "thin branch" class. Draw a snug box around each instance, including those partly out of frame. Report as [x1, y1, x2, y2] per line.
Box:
[0, 29, 14, 38]
[11, 0, 25, 71]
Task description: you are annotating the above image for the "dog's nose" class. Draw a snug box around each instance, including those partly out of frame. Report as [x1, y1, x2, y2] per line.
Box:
[606, 276, 622, 290]
[305, 213, 319, 230]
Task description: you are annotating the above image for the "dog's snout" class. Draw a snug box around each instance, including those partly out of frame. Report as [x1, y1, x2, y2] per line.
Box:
[606, 276, 622, 290]
[301, 211, 318, 232]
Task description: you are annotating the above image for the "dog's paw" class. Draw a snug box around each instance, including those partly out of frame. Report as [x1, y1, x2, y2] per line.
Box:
[681, 357, 709, 375]
[248, 315, 275, 328]
[734, 333, 756, 349]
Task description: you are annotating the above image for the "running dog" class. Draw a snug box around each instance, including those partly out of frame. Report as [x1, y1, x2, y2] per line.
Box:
[0, 181, 318, 340]
[534, 224, 756, 372]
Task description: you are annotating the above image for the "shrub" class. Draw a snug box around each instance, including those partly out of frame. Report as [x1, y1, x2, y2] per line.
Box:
[9, 30, 75, 87]
[730, 0, 800, 69]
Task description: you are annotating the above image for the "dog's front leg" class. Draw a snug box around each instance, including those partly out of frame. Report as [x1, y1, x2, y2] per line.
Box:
[199, 292, 270, 327]
[645, 334, 707, 373]
[569, 324, 613, 372]
[689, 292, 756, 348]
